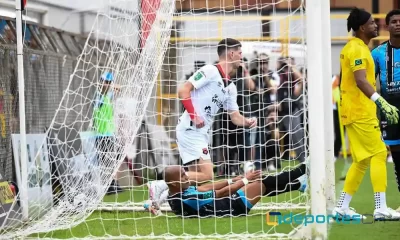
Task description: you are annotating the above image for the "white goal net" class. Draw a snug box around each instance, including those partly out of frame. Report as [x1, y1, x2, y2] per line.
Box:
[1, 0, 334, 239]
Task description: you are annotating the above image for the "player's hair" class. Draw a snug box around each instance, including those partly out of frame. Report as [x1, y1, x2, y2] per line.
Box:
[217, 38, 241, 57]
[347, 7, 372, 32]
[385, 9, 400, 25]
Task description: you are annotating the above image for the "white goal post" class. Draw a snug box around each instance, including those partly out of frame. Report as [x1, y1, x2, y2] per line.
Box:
[1, 0, 334, 239]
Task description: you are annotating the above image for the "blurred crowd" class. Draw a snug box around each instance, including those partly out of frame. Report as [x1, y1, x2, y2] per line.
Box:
[185, 53, 307, 176]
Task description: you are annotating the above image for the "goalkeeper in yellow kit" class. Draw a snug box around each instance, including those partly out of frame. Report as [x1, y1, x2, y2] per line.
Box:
[332, 8, 400, 220]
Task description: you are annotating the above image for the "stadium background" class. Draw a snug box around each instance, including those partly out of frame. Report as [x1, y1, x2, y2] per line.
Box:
[0, 0, 397, 183]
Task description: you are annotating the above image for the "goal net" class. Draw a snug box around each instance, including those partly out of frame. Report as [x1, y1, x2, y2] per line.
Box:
[1, 0, 333, 239]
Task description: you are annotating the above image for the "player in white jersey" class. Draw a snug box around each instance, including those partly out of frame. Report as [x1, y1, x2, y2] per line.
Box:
[144, 38, 257, 215]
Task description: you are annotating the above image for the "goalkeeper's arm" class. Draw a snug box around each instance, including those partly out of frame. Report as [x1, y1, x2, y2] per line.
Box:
[354, 69, 399, 124]
[196, 175, 244, 192]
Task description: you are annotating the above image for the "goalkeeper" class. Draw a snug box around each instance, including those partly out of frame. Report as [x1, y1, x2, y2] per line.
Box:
[372, 9, 400, 212]
[165, 164, 307, 218]
[332, 8, 400, 220]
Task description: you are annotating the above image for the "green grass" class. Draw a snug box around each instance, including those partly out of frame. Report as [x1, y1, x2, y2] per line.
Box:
[329, 159, 400, 239]
[29, 159, 400, 239]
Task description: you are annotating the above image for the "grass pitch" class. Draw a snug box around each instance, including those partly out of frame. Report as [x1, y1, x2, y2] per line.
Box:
[31, 159, 399, 239]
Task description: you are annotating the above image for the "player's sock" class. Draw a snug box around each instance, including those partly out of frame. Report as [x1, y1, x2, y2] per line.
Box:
[335, 192, 352, 209]
[370, 151, 387, 205]
[262, 164, 306, 196]
[158, 189, 169, 206]
[148, 180, 169, 201]
[374, 192, 387, 210]
[390, 150, 400, 192]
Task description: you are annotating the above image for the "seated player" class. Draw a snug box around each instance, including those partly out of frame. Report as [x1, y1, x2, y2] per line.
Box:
[164, 164, 307, 217]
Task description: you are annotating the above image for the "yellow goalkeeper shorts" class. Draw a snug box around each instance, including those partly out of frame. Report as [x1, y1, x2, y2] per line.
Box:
[346, 120, 386, 162]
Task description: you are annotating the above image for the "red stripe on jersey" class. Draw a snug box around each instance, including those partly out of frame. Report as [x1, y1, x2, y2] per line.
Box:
[216, 64, 230, 82]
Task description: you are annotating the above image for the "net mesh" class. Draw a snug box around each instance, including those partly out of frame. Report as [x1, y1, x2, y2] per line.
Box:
[1, 0, 311, 239]
[1, 0, 175, 238]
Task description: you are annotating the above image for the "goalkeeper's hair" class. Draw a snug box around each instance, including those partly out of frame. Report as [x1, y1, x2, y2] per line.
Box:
[217, 38, 241, 57]
[347, 7, 371, 32]
[386, 9, 400, 25]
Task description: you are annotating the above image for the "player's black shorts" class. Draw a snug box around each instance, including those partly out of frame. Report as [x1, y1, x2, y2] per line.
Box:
[212, 189, 252, 217]
[169, 189, 253, 218]
[380, 98, 400, 146]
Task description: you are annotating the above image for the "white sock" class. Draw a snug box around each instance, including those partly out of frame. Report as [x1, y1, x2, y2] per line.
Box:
[336, 192, 352, 209]
[374, 192, 387, 210]
[158, 189, 169, 205]
[157, 180, 169, 191]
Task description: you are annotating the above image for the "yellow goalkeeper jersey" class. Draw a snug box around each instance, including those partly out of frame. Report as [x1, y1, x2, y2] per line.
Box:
[339, 37, 377, 125]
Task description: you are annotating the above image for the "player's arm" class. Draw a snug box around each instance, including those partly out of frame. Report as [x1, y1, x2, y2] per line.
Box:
[371, 47, 380, 79]
[178, 81, 196, 120]
[350, 49, 399, 124]
[214, 171, 261, 198]
[229, 111, 257, 128]
[224, 84, 257, 128]
[178, 66, 215, 127]
[371, 48, 382, 93]
[197, 175, 244, 192]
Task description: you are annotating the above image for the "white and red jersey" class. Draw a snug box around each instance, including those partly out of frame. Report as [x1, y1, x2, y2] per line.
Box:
[177, 64, 239, 135]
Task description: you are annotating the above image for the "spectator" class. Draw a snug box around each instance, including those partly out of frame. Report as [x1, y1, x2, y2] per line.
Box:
[249, 53, 280, 170]
[332, 74, 342, 161]
[222, 57, 255, 175]
[185, 61, 206, 80]
[277, 57, 305, 162]
[93, 71, 123, 194]
[263, 110, 281, 169]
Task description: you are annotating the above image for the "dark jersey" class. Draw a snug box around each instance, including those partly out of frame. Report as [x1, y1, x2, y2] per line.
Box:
[168, 186, 250, 218]
[372, 41, 400, 103]
[372, 41, 400, 144]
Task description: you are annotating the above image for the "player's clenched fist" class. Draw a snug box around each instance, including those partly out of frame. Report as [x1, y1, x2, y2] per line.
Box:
[192, 116, 205, 128]
[245, 117, 257, 128]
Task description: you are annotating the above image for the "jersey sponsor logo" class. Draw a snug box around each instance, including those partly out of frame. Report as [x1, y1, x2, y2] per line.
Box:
[394, 62, 400, 68]
[194, 71, 205, 81]
[204, 106, 212, 118]
[212, 94, 223, 109]
[355, 59, 362, 66]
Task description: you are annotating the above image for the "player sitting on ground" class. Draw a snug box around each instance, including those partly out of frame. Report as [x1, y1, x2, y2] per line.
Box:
[371, 9, 400, 213]
[332, 8, 400, 220]
[144, 38, 257, 215]
[164, 164, 307, 218]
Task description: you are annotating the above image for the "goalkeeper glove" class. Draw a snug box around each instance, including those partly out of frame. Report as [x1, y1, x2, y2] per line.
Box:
[372, 93, 399, 125]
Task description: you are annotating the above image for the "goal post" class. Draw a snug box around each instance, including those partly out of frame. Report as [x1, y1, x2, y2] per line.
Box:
[321, 0, 336, 213]
[306, 0, 333, 239]
[2, 0, 335, 239]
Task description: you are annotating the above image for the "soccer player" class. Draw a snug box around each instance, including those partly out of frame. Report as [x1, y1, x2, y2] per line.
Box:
[165, 164, 307, 218]
[371, 9, 400, 212]
[145, 38, 257, 214]
[332, 8, 400, 220]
